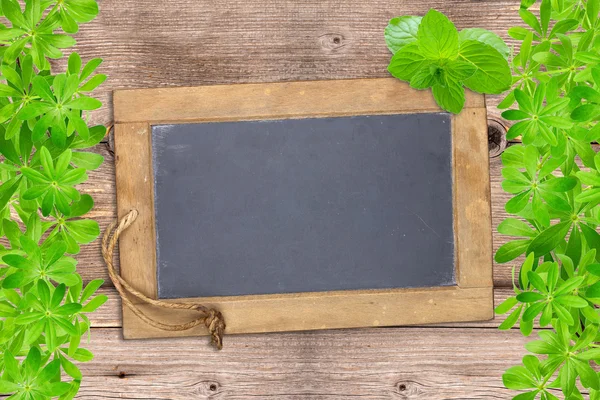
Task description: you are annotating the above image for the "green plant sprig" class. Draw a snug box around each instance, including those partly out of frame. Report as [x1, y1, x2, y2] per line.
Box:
[387, 2, 600, 398]
[0, 0, 105, 398]
[492, 0, 600, 398]
[384, 9, 512, 113]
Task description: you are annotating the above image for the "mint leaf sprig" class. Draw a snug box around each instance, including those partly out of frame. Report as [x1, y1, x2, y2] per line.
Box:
[385, 9, 512, 113]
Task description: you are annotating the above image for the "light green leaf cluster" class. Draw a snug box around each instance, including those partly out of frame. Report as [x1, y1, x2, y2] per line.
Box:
[0, 0, 104, 399]
[384, 9, 512, 113]
[493, 0, 600, 398]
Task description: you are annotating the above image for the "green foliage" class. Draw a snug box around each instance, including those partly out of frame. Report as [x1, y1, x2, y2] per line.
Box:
[0, 0, 104, 398]
[493, 0, 600, 398]
[384, 9, 512, 113]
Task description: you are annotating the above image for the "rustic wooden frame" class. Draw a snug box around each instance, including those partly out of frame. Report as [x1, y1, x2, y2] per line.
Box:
[112, 78, 493, 339]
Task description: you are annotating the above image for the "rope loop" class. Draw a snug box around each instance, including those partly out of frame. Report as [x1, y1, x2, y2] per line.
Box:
[102, 209, 226, 350]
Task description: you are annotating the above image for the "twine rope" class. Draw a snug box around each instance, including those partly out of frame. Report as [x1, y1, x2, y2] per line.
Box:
[101, 209, 226, 349]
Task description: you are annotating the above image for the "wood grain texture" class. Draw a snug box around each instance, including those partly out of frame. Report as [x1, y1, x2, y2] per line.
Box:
[31, 0, 539, 397]
[71, 327, 542, 399]
[90, 286, 529, 330]
[452, 108, 493, 288]
[114, 78, 483, 123]
[113, 123, 157, 299]
[122, 287, 493, 338]
[52, 0, 525, 127]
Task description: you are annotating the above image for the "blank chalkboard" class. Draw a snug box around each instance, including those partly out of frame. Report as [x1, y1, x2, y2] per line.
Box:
[151, 113, 455, 299]
[113, 78, 493, 338]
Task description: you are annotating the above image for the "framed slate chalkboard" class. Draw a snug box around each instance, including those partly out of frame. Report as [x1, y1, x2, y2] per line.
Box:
[112, 78, 493, 339]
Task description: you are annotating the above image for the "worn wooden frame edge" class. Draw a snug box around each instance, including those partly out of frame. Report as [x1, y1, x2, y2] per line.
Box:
[112, 78, 493, 339]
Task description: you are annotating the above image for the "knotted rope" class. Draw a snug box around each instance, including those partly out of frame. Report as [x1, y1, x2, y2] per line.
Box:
[102, 209, 226, 349]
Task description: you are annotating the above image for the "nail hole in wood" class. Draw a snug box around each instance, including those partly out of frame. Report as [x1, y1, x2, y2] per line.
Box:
[333, 37, 340, 44]
[118, 371, 126, 379]
[398, 383, 407, 391]
[209, 383, 218, 392]
[487, 118, 508, 158]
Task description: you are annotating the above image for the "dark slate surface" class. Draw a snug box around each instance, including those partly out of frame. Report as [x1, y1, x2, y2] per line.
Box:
[152, 113, 455, 299]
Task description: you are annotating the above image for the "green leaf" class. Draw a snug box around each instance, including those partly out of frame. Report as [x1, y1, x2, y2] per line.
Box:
[495, 239, 531, 263]
[0, 379, 20, 393]
[532, 52, 567, 67]
[520, 253, 535, 290]
[498, 218, 536, 237]
[70, 151, 103, 170]
[0, 175, 22, 212]
[522, 301, 546, 322]
[561, 360, 576, 396]
[81, 294, 107, 312]
[554, 295, 587, 307]
[502, 365, 536, 389]
[65, 95, 101, 110]
[516, 291, 545, 302]
[60, 355, 82, 380]
[577, 171, 600, 186]
[540, 0, 551, 34]
[527, 271, 548, 294]
[3, 350, 21, 381]
[586, 281, 600, 298]
[384, 16, 422, 54]
[32, 75, 55, 103]
[80, 58, 102, 81]
[502, 110, 531, 120]
[539, 177, 578, 192]
[495, 296, 518, 314]
[576, 188, 600, 204]
[69, 348, 93, 362]
[2, 0, 27, 29]
[79, 73, 106, 92]
[65, 219, 99, 243]
[459, 40, 512, 94]
[519, 9, 542, 34]
[499, 304, 523, 330]
[572, 86, 600, 103]
[572, 104, 600, 121]
[579, 348, 600, 360]
[444, 60, 476, 81]
[416, 9, 459, 60]
[458, 28, 509, 59]
[387, 43, 430, 81]
[68, 52, 82, 75]
[409, 66, 435, 89]
[431, 77, 465, 113]
[527, 221, 572, 257]
[80, 279, 103, 303]
[506, 190, 531, 214]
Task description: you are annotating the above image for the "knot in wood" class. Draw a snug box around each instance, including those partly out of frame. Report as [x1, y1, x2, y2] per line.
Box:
[319, 33, 347, 52]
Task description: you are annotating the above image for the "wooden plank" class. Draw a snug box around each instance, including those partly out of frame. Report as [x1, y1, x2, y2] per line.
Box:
[452, 108, 493, 288]
[72, 327, 542, 399]
[51, 0, 526, 128]
[114, 78, 484, 123]
[90, 286, 529, 330]
[122, 286, 492, 338]
[113, 123, 157, 299]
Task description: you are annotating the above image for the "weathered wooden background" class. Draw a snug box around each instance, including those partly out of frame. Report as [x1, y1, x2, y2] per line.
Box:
[35, 0, 544, 398]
